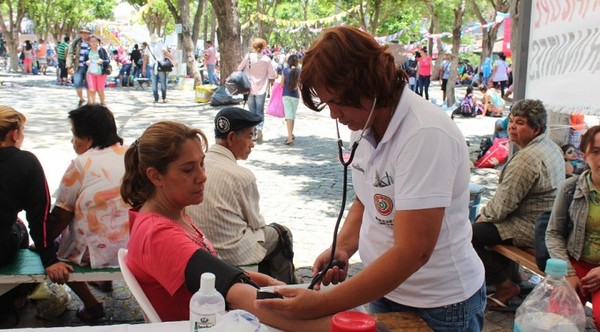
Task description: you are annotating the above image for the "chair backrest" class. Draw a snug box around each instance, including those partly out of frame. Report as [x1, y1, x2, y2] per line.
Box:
[117, 248, 162, 323]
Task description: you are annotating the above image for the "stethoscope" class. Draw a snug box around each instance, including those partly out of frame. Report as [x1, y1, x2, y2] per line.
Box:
[308, 97, 378, 289]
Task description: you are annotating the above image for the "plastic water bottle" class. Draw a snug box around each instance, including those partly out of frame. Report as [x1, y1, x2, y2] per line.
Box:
[514, 258, 586, 331]
[190, 273, 225, 331]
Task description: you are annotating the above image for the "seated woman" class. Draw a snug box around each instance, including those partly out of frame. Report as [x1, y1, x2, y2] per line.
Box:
[479, 85, 505, 117]
[546, 125, 600, 331]
[120, 121, 330, 331]
[0, 106, 72, 315]
[50, 104, 130, 322]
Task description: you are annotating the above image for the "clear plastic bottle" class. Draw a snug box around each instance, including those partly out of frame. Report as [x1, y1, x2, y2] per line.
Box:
[514, 258, 586, 332]
[190, 272, 226, 331]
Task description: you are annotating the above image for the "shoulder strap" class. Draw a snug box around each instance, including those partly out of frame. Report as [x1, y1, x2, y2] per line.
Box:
[147, 46, 157, 61]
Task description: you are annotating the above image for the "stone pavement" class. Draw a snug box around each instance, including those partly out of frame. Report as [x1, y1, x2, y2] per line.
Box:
[0, 71, 594, 331]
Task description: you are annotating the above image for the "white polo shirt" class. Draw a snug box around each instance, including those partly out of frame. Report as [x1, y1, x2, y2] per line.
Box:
[352, 89, 484, 308]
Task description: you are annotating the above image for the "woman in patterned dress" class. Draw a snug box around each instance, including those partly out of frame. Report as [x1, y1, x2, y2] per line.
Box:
[50, 104, 130, 322]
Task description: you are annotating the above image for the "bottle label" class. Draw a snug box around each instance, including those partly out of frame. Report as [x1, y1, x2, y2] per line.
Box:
[190, 313, 217, 330]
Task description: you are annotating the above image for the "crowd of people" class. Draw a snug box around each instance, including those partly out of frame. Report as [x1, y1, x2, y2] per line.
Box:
[1, 25, 598, 332]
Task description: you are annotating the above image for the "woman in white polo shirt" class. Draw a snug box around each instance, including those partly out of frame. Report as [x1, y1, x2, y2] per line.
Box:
[255, 26, 486, 331]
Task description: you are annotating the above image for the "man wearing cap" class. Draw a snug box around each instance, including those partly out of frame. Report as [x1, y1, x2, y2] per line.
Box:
[187, 107, 298, 284]
[67, 27, 91, 107]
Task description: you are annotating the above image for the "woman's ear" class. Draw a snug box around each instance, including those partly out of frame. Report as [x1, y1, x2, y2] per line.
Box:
[145, 167, 163, 188]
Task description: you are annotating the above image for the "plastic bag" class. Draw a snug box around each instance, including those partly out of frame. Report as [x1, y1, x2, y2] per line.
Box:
[210, 86, 242, 106]
[474, 137, 509, 168]
[28, 282, 71, 320]
[514, 259, 585, 332]
[266, 82, 285, 118]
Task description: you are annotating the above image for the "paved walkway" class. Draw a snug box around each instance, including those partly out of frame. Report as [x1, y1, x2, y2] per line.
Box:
[0, 72, 592, 331]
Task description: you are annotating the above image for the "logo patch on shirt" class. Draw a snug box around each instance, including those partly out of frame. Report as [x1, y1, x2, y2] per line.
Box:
[374, 194, 393, 216]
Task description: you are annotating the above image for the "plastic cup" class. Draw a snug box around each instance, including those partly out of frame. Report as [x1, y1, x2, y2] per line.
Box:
[331, 311, 376, 332]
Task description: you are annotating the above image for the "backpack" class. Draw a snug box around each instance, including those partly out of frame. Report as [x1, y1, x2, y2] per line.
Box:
[460, 95, 475, 117]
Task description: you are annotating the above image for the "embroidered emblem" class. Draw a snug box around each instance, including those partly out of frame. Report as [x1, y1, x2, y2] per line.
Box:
[374, 194, 393, 216]
[216, 116, 231, 133]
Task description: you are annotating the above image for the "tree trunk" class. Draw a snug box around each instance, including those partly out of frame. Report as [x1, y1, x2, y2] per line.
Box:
[446, 0, 466, 107]
[0, 0, 26, 73]
[191, 0, 205, 47]
[175, 0, 202, 85]
[210, 0, 242, 83]
[470, 0, 509, 71]
[422, 0, 442, 80]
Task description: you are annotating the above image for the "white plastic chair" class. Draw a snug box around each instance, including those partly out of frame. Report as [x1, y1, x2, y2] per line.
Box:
[117, 248, 162, 323]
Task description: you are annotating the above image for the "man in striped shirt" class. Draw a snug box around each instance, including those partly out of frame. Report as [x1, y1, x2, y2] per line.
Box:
[56, 36, 69, 85]
[187, 107, 298, 284]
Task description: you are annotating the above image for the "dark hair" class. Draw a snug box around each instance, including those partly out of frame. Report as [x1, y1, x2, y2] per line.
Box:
[580, 126, 600, 154]
[300, 26, 407, 112]
[287, 55, 299, 91]
[68, 104, 123, 149]
[509, 99, 547, 135]
[561, 144, 575, 154]
[479, 85, 488, 92]
[112, 50, 118, 55]
[64, 36, 70, 43]
[414, 51, 421, 58]
[120, 121, 208, 207]
[133, 44, 138, 50]
[24, 40, 32, 51]
[466, 86, 473, 95]
[499, 52, 506, 61]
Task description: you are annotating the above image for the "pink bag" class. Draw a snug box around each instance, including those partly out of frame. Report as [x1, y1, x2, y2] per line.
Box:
[475, 138, 509, 168]
[266, 82, 285, 118]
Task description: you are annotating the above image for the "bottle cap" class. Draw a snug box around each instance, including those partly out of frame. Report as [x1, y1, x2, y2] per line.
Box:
[200, 272, 216, 294]
[331, 311, 376, 332]
[545, 258, 567, 277]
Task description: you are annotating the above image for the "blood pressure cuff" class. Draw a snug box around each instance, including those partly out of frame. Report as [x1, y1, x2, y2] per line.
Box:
[184, 249, 259, 299]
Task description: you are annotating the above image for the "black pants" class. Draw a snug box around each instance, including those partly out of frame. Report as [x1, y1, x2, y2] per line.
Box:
[472, 222, 517, 285]
[494, 80, 507, 97]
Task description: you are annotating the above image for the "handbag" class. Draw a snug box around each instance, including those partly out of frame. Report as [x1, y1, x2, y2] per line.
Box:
[266, 82, 285, 118]
[103, 64, 112, 76]
[225, 71, 251, 95]
[99, 48, 111, 75]
[226, 53, 251, 95]
[157, 58, 173, 72]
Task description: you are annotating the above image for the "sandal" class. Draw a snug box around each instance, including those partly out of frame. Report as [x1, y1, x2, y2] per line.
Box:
[76, 302, 105, 322]
[284, 140, 294, 145]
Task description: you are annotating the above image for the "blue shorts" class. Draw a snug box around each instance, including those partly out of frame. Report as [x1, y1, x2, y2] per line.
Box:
[73, 66, 87, 89]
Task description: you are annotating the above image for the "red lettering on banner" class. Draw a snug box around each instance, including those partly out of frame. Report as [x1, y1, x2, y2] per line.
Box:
[533, 0, 599, 30]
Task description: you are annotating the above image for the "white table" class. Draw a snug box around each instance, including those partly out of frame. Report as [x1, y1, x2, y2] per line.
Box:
[5, 320, 281, 331]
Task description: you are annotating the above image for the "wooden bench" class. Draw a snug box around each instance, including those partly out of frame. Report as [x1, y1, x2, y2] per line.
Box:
[490, 244, 545, 276]
[0, 249, 122, 296]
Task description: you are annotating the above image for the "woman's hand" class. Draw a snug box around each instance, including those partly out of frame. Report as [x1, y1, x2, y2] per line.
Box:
[580, 267, 600, 294]
[311, 249, 349, 290]
[45, 262, 73, 284]
[254, 287, 329, 320]
[97, 59, 103, 64]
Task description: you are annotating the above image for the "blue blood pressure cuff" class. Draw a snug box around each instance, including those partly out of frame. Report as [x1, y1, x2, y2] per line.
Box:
[184, 249, 259, 299]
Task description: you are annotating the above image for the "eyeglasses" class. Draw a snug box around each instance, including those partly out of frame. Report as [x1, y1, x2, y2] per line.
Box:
[566, 149, 576, 154]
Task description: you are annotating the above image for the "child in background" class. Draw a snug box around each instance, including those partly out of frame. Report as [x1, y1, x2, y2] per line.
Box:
[452, 86, 477, 120]
[562, 144, 579, 177]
